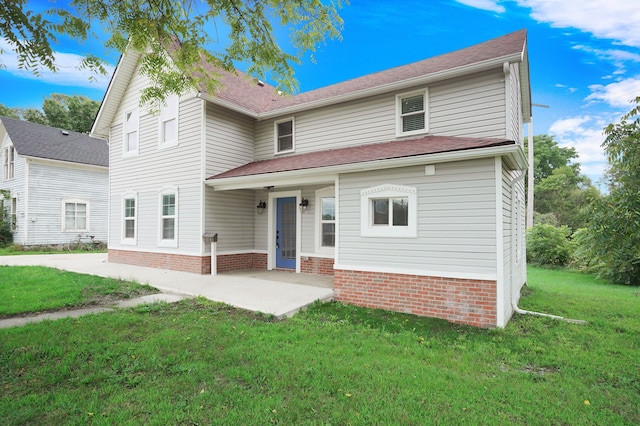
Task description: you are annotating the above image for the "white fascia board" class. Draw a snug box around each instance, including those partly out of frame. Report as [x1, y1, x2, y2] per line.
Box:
[206, 144, 526, 191]
[25, 156, 108, 172]
[91, 50, 142, 139]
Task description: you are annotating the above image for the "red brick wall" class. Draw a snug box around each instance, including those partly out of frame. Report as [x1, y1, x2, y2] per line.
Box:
[216, 253, 267, 273]
[109, 249, 210, 274]
[334, 269, 497, 328]
[300, 256, 334, 276]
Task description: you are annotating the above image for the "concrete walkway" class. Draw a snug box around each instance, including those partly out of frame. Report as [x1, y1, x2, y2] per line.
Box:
[0, 253, 334, 327]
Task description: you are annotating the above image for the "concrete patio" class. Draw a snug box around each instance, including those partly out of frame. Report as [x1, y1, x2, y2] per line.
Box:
[0, 253, 334, 319]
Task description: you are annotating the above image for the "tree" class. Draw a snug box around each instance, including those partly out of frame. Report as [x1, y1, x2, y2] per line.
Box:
[581, 97, 640, 285]
[525, 134, 578, 184]
[1, 0, 344, 106]
[42, 94, 100, 133]
[0, 103, 19, 119]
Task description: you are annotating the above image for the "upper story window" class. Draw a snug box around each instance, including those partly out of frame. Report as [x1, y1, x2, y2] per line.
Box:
[360, 184, 417, 238]
[10, 197, 17, 232]
[63, 199, 89, 232]
[159, 94, 179, 148]
[274, 118, 295, 154]
[396, 89, 429, 137]
[3, 145, 15, 180]
[123, 108, 139, 156]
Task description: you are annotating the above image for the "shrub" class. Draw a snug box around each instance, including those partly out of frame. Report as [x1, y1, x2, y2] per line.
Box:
[526, 224, 573, 266]
[0, 220, 12, 248]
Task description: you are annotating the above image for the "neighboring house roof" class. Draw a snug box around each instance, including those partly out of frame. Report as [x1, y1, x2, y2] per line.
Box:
[92, 30, 530, 137]
[1, 116, 108, 167]
[209, 136, 514, 180]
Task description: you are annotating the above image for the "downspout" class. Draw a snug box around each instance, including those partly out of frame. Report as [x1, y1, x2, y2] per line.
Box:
[508, 170, 586, 325]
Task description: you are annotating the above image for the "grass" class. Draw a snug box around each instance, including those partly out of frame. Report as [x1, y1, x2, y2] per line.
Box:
[1, 267, 638, 425]
[0, 266, 158, 317]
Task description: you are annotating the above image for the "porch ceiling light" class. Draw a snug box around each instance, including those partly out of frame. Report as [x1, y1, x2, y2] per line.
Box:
[256, 200, 267, 214]
[299, 198, 309, 213]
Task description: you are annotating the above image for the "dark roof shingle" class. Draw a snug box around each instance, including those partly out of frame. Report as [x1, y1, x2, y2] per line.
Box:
[1, 116, 108, 167]
[202, 30, 527, 115]
[209, 135, 514, 180]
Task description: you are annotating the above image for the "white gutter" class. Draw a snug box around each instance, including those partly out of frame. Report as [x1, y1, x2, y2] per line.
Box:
[198, 53, 523, 121]
[206, 143, 527, 191]
[508, 171, 586, 325]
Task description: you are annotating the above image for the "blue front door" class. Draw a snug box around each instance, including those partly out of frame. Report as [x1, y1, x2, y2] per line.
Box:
[276, 197, 296, 269]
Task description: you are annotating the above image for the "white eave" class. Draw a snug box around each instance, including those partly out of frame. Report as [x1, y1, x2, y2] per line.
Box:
[206, 143, 527, 191]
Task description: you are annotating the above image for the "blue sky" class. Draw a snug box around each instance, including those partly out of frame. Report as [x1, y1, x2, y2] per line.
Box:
[1, 0, 639, 185]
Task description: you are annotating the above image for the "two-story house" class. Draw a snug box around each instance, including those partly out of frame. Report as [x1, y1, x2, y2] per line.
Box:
[91, 30, 530, 328]
[1, 117, 108, 246]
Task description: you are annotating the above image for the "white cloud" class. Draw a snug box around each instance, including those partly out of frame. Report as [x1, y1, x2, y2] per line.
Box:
[555, 83, 577, 93]
[549, 115, 611, 182]
[586, 77, 640, 107]
[0, 38, 114, 90]
[454, 0, 505, 13]
[516, 0, 640, 47]
[573, 44, 640, 75]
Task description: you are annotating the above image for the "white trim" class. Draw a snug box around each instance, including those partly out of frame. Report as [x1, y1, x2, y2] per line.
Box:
[24, 156, 108, 172]
[107, 245, 206, 256]
[158, 94, 179, 149]
[334, 175, 341, 266]
[360, 184, 417, 238]
[121, 191, 138, 245]
[23, 160, 29, 243]
[334, 263, 497, 282]
[199, 99, 207, 255]
[61, 197, 90, 232]
[314, 186, 336, 256]
[300, 251, 334, 259]
[274, 117, 295, 155]
[395, 88, 429, 137]
[495, 157, 505, 327]
[207, 145, 526, 191]
[267, 189, 302, 272]
[3, 144, 15, 181]
[216, 249, 269, 256]
[157, 186, 179, 248]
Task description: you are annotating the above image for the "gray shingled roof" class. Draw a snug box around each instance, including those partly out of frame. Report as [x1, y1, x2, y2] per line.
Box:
[1, 116, 108, 167]
[202, 29, 528, 114]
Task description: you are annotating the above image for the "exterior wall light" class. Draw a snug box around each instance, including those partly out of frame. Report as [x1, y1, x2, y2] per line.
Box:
[299, 198, 309, 213]
[256, 200, 267, 214]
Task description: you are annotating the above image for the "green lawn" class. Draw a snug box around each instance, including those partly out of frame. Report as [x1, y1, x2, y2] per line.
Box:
[0, 266, 158, 317]
[1, 266, 638, 425]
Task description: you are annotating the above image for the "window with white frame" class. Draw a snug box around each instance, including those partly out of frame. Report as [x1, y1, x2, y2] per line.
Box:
[10, 197, 17, 232]
[159, 94, 179, 147]
[360, 184, 417, 238]
[3, 145, 15, 180]
[315, 186, 336, 253]
[63, 199, 89, 232]
[274, 118, 294, 154]
[158, 189, 178, 247]
[123, 108, 139, 155]
[396, 89, 428, 137]
[122, 194, 137, 243]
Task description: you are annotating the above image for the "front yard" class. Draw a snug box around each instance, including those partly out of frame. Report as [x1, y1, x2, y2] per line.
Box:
[1, 266, 638, 424]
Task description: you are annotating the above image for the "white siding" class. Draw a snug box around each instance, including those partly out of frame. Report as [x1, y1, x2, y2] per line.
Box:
[205, 103, 255, 176]
[338, 158, 497, 277]
[506, 63, 522, 143]
[204, 188, 255, 253]
[26, 161, 108, 245]
[108, 65, 204, 254]
[254, 68, 507, 160]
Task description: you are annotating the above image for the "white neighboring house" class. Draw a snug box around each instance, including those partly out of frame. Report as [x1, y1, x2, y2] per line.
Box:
[92, 30, 530, 328]
[0, 117, 108, 246]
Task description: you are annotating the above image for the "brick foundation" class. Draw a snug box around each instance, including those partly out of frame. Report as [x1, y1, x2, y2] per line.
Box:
[334, 269, 497, 328]
[109, 249, 210, 274]
[216, 252, 267, 273]
[300, 256, 335, 276]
